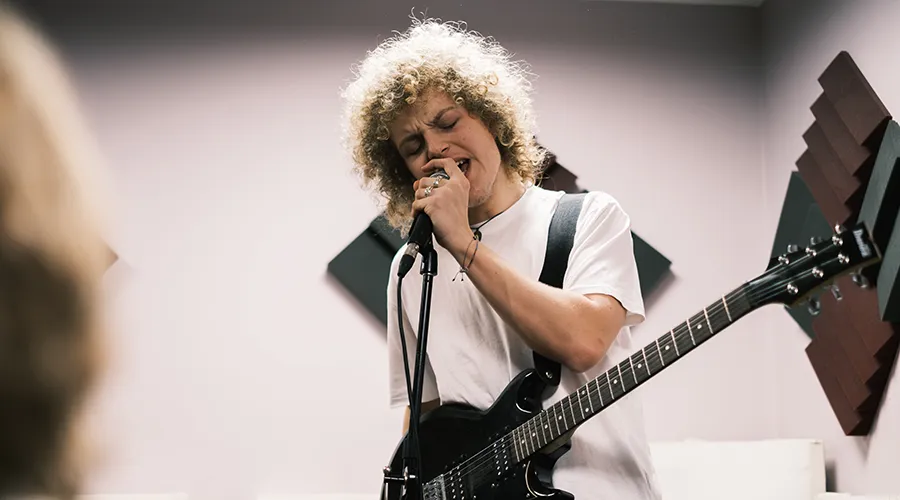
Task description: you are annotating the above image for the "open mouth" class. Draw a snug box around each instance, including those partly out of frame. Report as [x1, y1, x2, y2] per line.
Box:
[457, 159, 470, 177]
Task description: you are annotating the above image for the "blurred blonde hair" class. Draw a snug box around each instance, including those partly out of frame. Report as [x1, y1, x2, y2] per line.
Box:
[0, 4, 111, 498]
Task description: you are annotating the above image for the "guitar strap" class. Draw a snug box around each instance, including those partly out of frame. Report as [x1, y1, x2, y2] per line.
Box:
[534, 192, 586, 388]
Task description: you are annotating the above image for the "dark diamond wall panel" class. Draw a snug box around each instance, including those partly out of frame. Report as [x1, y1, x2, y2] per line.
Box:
[774, 50, 900, 436]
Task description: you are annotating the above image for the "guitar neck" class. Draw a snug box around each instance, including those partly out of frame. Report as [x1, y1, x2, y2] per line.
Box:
[507, 282, 757, 463]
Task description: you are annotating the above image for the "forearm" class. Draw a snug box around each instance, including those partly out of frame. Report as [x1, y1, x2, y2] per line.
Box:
[448, 235, 623, 373]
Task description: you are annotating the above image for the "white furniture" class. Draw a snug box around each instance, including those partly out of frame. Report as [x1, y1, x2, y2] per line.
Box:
[817, 495, 900, 500]
[649, 438, 826, 500]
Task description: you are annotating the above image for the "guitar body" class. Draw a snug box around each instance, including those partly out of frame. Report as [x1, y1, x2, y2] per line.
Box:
[382, 369, 574, 500]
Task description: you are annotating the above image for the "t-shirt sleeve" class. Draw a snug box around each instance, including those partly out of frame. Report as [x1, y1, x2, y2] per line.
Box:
[386, 253, 440, 408]
[562, 192, 646, 327]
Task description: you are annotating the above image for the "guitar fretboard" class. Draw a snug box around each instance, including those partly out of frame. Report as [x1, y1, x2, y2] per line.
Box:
[426, 285, 757, 498]
[507, 286, 752, 462]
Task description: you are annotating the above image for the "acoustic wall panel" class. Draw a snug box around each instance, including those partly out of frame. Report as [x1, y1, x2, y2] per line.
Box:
[774, 50, 900, 435]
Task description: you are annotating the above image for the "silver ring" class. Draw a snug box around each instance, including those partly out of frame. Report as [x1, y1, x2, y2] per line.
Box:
[433, 178, 441, 188]
[424, 186, 433, 197]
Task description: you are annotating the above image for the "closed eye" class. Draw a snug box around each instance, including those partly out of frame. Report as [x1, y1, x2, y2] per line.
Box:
[437, 119, 458, 130]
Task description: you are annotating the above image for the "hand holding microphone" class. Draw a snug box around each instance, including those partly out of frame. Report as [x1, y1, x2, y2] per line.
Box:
[397, 158, 473, 278]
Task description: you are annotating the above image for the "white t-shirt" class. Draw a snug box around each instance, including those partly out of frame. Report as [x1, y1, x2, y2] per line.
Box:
[386, 184, 662, 500]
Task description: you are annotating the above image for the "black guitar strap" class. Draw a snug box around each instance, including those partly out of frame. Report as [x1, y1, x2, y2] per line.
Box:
[534, 192, 586, 387]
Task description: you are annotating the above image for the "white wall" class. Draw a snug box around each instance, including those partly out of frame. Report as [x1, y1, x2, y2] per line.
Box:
[761, 0, 900, 494]
[50, 3, 767, 499]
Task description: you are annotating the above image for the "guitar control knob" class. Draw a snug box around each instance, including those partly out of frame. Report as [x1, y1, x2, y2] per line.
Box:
[830, 285, 843, 301]
[852, 271, 870, 289]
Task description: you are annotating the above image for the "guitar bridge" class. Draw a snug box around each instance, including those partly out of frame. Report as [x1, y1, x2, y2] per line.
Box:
[424, 475, 446, 500]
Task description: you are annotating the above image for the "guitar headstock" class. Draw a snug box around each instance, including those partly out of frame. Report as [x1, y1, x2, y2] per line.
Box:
[759, 222, 881, 309]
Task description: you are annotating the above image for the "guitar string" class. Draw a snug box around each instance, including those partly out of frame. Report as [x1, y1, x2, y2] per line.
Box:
[454, 257, 849, 494]
[448, 293, 742, 492]
[436, 252, 853, 492]
[436, 256, 847, 490]
[443, 291, 746, 487]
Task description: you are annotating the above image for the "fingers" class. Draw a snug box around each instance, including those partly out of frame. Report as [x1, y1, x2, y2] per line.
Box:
[424, 157, 460, 179]
[441, 158, 464, 178]
[411, 197, 433, 218]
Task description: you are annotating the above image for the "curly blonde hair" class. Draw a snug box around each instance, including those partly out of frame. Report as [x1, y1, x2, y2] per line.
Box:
[0, 5, 111, 498]
[341, 17, 547, 233]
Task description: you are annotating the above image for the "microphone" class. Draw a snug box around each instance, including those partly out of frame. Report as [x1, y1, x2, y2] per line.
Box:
[397, 169, 450, 278]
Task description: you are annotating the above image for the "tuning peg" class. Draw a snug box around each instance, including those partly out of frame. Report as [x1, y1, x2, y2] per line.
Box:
[810, 236, 824, 245]
[830, 285, 843, 301]
[851, 271, 870, 289]
[807, 296, 821, 316]
[834, 224, 846, 234]
[787, 244, 799, 253]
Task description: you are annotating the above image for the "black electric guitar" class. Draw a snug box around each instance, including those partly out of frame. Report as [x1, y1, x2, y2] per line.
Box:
[381, 222, 881, 500]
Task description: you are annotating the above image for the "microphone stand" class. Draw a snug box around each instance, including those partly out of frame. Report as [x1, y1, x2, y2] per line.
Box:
[384, 239, 437, 500]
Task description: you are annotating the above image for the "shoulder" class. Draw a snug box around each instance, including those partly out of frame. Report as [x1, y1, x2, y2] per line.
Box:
[580, 190, 629, 220]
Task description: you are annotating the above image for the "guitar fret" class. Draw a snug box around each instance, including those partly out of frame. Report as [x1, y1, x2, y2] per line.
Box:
[545, 411, 553, 441]
[535, 415, 544, 448]
[686, 319, 696, 345]
[629, 356, 639, 384]
[641, 347, 651, 376]
[568, 395, 577, 424]
[722, 295, 733, 322]
[703, 307, 714, 334]
[518, 425, 525, 458]
[604, 372, 615, 402]
[656, 338, 665, 366]
[582, 386, 593, 416]
[523, 424, 531, 456]
[577, 390, 585, 419]
[615, 363, 623, 395]
[594, 378, 605, 406]
[553, 404, 561, 436]
[541, 412, 549, 445]
[513, 432, 519, 462]
[671, 330, 680, 355]
[658, 331, 678, 365]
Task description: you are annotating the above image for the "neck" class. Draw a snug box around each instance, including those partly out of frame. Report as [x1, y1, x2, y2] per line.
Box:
[468, 168, 527, 225]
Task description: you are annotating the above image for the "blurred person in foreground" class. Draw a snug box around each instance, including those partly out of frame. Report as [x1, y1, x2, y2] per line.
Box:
[0, 4, 112, 499]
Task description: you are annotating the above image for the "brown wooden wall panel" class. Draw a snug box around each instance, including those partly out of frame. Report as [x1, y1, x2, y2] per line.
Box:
[818, 51, 891, 148]
[796, 150, 854, 225]
[833, 274, 900, 361]
[811, 94, 872, 176]
[806, 339, 871, 435]
[811, 313, 876, 411]
[789, 50, 900, 436]
[815, 290, 882, 384]
[803, 122, 865, 205]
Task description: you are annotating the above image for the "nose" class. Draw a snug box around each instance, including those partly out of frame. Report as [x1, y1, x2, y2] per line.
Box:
[426, 142, 450, 161]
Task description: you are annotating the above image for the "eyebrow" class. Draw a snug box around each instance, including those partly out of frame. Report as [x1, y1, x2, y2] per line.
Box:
[398, 105, 456, 149]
